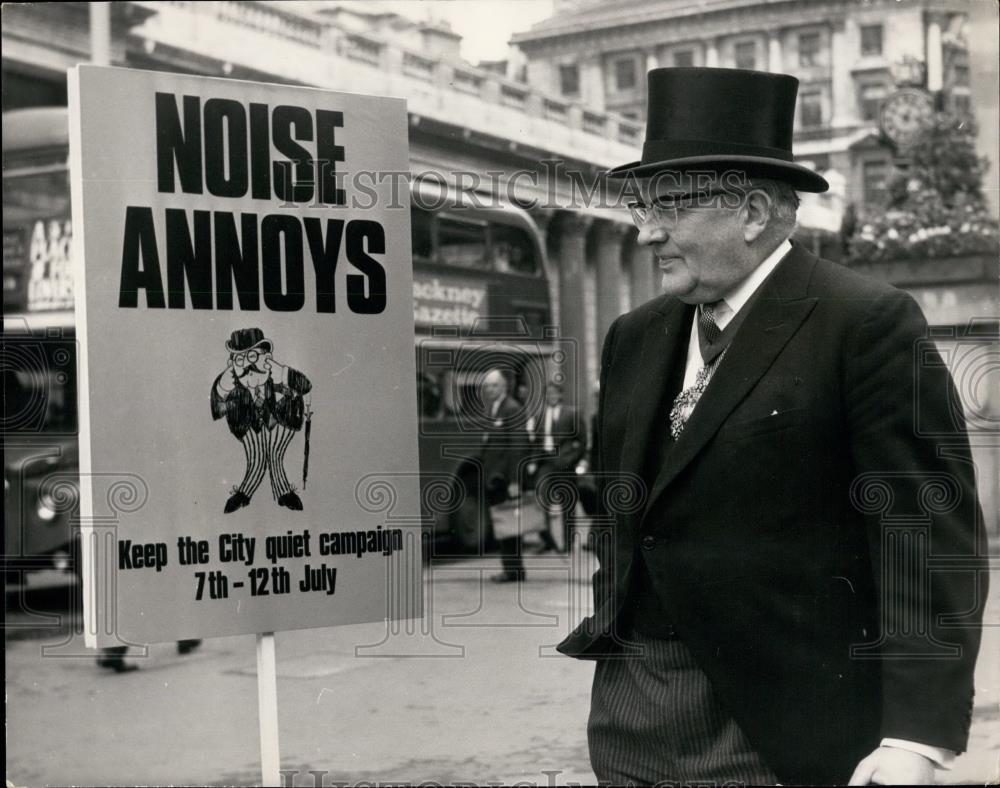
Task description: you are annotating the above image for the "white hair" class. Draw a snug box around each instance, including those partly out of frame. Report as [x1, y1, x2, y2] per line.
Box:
[747, 177, 799, 234]
[484, 368, 508, 391]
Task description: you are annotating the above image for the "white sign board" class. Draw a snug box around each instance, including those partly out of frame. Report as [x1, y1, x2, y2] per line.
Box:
[68, 66, 421, 646]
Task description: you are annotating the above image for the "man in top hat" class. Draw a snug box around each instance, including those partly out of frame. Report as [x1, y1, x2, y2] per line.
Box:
[211, 328, 312, 513]
[557, 68, 985, 785]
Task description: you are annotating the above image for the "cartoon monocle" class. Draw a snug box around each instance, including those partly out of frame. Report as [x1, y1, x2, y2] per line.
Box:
[211, 328, 312, 513]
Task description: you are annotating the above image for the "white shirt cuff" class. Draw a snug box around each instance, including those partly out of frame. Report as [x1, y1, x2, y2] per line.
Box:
[880, 738, 955, 769]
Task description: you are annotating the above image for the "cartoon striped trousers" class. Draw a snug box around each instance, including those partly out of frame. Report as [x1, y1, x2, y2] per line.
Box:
[235, 424, 297, 501]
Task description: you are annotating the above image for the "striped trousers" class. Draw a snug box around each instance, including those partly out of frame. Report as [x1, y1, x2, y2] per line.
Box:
[236, 424, 297, 501]
[588, 629, 777, 786]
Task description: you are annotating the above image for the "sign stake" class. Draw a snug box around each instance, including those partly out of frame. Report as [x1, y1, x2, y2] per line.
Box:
[256, 632, 281, 787]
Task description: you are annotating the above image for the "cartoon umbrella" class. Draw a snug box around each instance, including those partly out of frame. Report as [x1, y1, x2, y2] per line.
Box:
[302, 395, 312, 490]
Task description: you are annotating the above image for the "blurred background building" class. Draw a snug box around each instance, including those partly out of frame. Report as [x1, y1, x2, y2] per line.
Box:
[513, 0, 977, 231]
[3, 1, 997, 536]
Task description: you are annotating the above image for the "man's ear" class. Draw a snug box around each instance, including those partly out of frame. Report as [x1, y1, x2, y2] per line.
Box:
[741, 189, 771, 243]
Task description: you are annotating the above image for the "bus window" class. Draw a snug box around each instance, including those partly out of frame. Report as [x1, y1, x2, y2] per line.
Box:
[491, 224, 539, 276]
[417, 369, 443, 419]
[4, 169, 70, 222]
[411, 207, 433, 264]
[439, 369, 458, 416]
[438, 215, 488, 269]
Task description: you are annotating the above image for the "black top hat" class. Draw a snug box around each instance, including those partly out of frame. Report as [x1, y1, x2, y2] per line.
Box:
[226, 327, 273, 354]
[608, 68, 829, 193]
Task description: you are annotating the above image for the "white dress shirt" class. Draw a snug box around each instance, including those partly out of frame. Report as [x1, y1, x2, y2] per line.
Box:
[543, 405, 560, 452]
[677, 237, 954, 769]
[681, 239, 790, 390]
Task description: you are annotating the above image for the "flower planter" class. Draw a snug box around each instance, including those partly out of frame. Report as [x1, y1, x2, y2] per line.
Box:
[849, 253, 998, 288]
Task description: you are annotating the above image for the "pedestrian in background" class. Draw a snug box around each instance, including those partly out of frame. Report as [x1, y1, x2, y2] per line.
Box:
[526, 381, 584, 553]
[578, 383, 603, 551]
[97, 640, 201, 673]
[472, 369, 525, 583]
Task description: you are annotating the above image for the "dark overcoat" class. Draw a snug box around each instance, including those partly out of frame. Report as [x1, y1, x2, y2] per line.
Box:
[533, 405, 586, 475]
[478, 394, 525, 506]
[557, 244, 986, 784]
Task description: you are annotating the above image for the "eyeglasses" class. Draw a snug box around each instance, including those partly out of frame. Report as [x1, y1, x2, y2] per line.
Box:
[626, 188, 743, 228]
[232, 350, 262, 366]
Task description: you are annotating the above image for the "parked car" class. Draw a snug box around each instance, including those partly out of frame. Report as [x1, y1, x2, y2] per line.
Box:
[3, 332, 80, 585]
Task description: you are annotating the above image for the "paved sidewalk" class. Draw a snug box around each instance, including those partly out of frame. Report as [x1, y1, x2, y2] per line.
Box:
[6, 557, 598, 787]
[6, 553, 999, 786]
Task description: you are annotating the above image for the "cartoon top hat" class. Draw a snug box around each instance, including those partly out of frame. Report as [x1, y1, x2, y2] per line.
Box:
[225, 328, 273, 354]
[608, 67, 829, 193]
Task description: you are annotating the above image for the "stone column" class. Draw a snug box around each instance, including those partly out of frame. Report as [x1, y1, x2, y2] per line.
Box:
[568, 104, 584, 131]
[89, 2, 111, 65]
[829, 19, 854, 128]
[582, 57, 606, 110]
[626, 234, 657, 308]
[434, 61, 454, 89]
[532, 209, 559, 329]
[481, 75, 501, 104]
[768, 32, 782, 72]
[968, 0, 1000, 221]
[705, 38, 719, 68]
[321, 26, 345, 84]
[526, 59, 554, 94]
[552, 212, 593, 410]
[525, 90, 543, 119]
[926, 13, 944, 93]
[594, 221, 630, 349]
[382, 42, 402, 74]
[645, 49, 659, 75]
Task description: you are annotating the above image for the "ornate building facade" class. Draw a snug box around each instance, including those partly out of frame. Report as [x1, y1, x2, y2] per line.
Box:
[513, 0, 973, 214]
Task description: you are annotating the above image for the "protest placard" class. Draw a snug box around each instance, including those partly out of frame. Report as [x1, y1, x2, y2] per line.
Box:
[68, 65, 421, 647]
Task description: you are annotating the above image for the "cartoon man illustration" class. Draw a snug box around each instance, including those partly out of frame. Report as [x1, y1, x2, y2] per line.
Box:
[211, 328, 312, 513]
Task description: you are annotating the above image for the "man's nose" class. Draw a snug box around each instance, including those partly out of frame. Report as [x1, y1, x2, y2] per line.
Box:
[636, 223, 668, 246]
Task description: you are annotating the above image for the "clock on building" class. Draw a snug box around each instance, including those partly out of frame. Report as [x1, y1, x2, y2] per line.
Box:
[879, 88, 934, 148]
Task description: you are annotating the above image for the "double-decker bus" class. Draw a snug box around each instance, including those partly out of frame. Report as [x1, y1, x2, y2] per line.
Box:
[410, 180, 556, 553]
[2, 107, 555, 578]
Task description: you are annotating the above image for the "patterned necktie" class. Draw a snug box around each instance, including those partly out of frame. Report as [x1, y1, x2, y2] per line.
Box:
[670, 301, 727, 439]
[697, 300, 726, 365]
